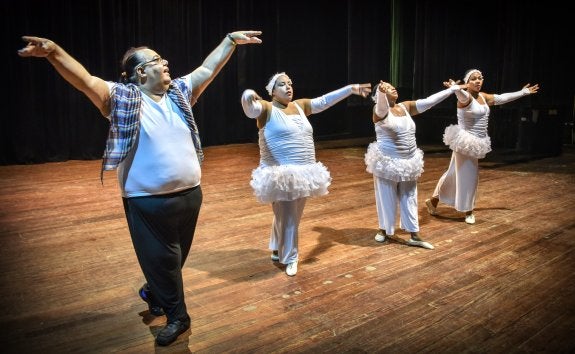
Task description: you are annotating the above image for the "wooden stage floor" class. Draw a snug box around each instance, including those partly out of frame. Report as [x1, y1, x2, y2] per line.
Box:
[1, 142, 574, 353]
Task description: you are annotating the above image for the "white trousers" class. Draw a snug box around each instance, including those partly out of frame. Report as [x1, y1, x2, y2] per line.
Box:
[432, 151, 478, 212]
[373, 176, 419, 235]
[269, 198, 307, 264]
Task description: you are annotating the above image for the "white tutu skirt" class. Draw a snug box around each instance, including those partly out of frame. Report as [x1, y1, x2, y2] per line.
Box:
[250, 162, 332, 203]
[364, 142, 424, 182]
[443, 124, 491, 159]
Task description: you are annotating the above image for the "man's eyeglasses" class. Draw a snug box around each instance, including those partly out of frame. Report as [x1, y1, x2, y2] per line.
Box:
[136, 56, 168, 70]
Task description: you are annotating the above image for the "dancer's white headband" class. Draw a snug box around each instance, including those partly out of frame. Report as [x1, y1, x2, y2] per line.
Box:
[464, 69, 482, 83]
[265, 72, 286, 96]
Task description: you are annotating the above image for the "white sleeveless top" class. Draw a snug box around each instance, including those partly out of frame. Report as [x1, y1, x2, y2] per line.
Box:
[259, 103, 316, 166]
[250, 103, 331, 203]
[364, 103, 424, 182]
[443, 93, 492, 159]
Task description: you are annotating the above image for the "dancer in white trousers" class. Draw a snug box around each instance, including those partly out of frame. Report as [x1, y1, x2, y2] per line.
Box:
[241, 73, 371, 276]
[426, 69, 539, 224]
[365, 80, 462, 249]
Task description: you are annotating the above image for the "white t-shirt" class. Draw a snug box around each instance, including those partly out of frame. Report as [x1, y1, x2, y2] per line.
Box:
[106, 75, 201, 197]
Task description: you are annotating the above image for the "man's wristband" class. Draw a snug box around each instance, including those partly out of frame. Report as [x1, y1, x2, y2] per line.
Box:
[226, 33, 237, 46]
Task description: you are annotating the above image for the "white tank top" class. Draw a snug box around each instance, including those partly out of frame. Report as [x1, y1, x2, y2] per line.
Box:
[258, 103, 316, 166]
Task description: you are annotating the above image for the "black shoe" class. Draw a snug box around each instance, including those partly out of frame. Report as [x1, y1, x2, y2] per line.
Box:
[155, 316, 191, 346]
[139, 284, 165, 316]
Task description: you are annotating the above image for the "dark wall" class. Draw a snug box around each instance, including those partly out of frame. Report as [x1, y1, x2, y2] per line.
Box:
[3, 0, 571, 164]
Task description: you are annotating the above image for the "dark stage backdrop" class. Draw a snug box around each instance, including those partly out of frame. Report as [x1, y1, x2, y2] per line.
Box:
[3, 0, 571, 164]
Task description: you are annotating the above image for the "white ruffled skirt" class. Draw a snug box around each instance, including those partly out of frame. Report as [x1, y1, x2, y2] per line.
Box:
[364, 142, 424, 182]
[250, 162, 332, 203]
[443, 124, 491, 159]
